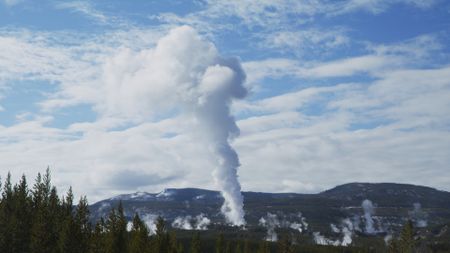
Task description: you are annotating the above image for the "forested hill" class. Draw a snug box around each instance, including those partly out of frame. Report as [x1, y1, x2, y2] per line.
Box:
[0, 170, 449, 253]
[90, 182, 450, 230]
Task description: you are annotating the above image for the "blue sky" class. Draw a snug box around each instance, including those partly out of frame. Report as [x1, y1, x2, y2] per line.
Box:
[0, 0, 449, 201]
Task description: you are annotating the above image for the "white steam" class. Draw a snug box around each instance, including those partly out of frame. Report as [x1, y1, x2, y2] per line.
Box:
[171, 213, 211, 230]
[259, 213, 280, 242]
[316, 218, 354, 247]
[141, 214, 158, 235]
[102, 26, 247, 225]
[259, 212, 308, 241]
[362, 199, 375, 234]
[409, 202, 428, 228]
[313, 232, 341, 246]
[126, 213, 158, 235]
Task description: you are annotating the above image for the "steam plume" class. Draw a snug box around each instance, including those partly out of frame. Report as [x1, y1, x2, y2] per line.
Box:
[102, 26, 247, 225]
[259, 212, 308, 241]
[171, 214, 211, 230]
[410, 203, 428, 228]
[362, 199, 375, 234]
[318, 218, 354, 246]
[195, 47, 247, 227]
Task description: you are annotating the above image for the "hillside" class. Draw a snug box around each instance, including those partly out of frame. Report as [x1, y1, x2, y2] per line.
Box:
[90, 182, 450, 240]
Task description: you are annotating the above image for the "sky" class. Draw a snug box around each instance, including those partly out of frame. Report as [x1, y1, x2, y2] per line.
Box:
[0, 0, 449, 202]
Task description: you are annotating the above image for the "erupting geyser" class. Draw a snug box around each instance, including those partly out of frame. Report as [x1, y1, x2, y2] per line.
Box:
[102, 26, 247, 225]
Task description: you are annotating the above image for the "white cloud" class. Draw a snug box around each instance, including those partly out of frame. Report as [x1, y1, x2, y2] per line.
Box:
[0, 2, 449, 204]
[334, 0, 436, 15]
[260, 29, 349, 54]
[2, 0, 22, 6]
[55, 1, 108, 24]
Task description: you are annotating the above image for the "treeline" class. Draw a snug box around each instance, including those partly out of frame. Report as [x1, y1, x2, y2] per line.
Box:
[0, 169, 446, 253]
[0, 168, 185, 253]
[0, 169, 324, 253]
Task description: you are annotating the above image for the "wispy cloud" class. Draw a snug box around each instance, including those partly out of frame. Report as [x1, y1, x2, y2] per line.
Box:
[55, 1, 108, 23]
[2, 0, 23, 7]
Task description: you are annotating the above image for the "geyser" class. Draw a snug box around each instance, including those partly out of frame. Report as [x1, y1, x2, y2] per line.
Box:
[102, 26, 247, 225]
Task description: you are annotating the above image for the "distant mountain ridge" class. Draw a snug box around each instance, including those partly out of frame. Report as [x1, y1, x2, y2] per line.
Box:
[89, 182, 450, 234]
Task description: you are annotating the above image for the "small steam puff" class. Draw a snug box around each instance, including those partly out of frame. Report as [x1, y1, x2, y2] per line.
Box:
[314, 218, 354, 247]
[172, 214, 211, 230]
[126, 213, 159, 235]
[102, 26, 247, 226]
[409, 203, 428, 228]
[259, 212, 308, 242]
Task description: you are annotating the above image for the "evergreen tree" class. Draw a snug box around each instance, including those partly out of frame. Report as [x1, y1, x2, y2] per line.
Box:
[257, 240, 270, 253]
[0, 173, 14, 253]
[243, 240, 250, 253]
[190, 233, 201, 253]
[399, 220, 414, 253]
[47, 186, 60, 253]
[387, 238, 399, 253]
[105, 202, 128, 253]
[90, 218, 107, 253]
[277, 235, 294, 253]
[11, 175, 32, 253]
[30, 170, 54, 253]
[153, 216, 168, 253]
[58, 187, 80, 253]
[225, 242, 231, 253]
[215, 233, 224, 253]
[168, 231, 183, 253]
[129, 214, 150, 253]
[74, 196, 91, 253]
[235, 241, 242, 253]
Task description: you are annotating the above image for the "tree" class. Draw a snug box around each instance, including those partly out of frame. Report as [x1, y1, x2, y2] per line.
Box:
[225, 242, 231, 253]
[243, 240, 250, 253]
[129, 214, 150, 253]
[277, 235, 294, 253]
[90, 218, 107, 253]
[387, 238, 399, 253]
[11, 175, 32, 253]
[74, 196, 92, 253]
[168, 231, 183, 253]
[105, 202, 128, 253]
[30, 170, 54, 253]
[399, 220, 414, 253]
[257, 240, 270, 253]
[215, 233, 224, 253]
[0, 173, 14, 253]
[190, 233, 201, 253]
[235, 241, 242, 253]
[153, 216, 168, 253]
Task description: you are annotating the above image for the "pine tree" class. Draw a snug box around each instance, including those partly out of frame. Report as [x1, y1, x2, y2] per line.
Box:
[153, 216, 168, 253]
[129, 214, 150, 253]
[235, 241, 242, 253]
[0, 173, 14, 253]
[74, 196, 92, 253]
[225, 242, 231, 253]
[90, 218, 107, 253]
[58, 187, 80, 253]
[216, 233, 224, 253]
[168, 231, 183, 253]
[105, 202, 128, 253]
[190, 233, 201, 253]
[243, 239, 250, 253]
[387, 238, 399, 253]
[399, 220, 414, 253]
[257, 240, 270, 253]
[277, 235, 293, 253]
[30, 171, 53, 253]
[11, 175, 32, 253]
